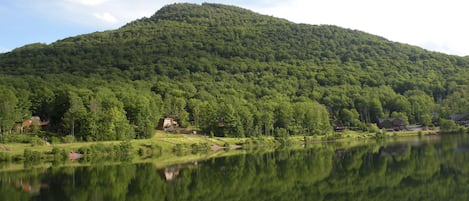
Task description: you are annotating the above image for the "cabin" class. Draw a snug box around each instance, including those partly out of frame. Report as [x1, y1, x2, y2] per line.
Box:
[14, 116, 49, 133]
[333, 122, 346, 132]
[450, 113, 469, 126]
[158, 118, 179, 131]
[378, 118, 406, 131]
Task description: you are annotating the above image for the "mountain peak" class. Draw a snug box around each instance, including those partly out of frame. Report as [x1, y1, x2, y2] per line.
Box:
[150, 3, 256, 20]
[124, 3, 282, 28]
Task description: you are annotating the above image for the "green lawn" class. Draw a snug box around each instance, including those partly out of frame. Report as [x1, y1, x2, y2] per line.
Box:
[0, 129, 437, 171]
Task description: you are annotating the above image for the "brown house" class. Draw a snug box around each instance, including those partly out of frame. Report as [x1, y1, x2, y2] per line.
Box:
[378, 118, 406, 131]
[450, 114, 469, 126]
[15, 116, 49, 133]
[158, 118, 178, 131]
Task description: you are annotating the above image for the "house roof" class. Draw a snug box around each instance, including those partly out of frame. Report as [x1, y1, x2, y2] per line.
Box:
[378, 118, 404, 124]
[450, 113, 469, 121]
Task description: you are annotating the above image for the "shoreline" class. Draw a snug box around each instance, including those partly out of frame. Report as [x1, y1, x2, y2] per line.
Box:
[0, 129, 441, 171]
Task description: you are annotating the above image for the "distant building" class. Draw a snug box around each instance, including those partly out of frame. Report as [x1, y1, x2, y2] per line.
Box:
[450, 113, 469, 126]
[15, 116, 49, 133]
[378, 118, 406, 131]
[158, 118, 179, 131]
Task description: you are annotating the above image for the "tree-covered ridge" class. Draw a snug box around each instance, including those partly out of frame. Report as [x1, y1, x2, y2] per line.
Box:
[0, 3, 468, 140]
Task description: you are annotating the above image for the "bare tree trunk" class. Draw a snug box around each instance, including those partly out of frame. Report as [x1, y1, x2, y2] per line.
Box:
[71, 117, 75, 137]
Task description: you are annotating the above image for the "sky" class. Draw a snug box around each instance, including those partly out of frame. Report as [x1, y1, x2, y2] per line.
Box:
[1, 0, 468, 56]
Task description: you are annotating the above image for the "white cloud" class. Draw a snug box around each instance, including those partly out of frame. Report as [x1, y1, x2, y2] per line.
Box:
[94, 12, 118, 24]
[67, 0, 110, 6]
[421, 41, 459, 55]
[45, 0, 172, 27]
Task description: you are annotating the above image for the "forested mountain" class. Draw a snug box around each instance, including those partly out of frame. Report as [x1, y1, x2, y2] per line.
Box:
[0, 3, 468, 140]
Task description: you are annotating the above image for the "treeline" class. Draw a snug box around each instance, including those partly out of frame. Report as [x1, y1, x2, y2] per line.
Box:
[0, 71, 466, 140]
[0, 3, 469, 140]
[0, 75, 331, 139]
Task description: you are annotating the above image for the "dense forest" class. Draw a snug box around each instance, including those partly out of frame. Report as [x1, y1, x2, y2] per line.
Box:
[0, 3, 468, 140]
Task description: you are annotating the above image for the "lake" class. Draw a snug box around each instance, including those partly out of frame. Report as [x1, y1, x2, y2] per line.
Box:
[1, 134, 469, 201]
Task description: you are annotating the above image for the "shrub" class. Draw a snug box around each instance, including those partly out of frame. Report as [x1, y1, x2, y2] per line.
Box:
[51, 147, 67, 161]
[118, 141, 133, 155]
[138, 143, 162, 158]
[190, 143, 210, 153]
[24, 148, 42, 162]
[440, 119, 459, 133]
[367, 124, 380, 133]
[0, 134, 32, 143]
[173, 144, 190, 156]
[30, 136, 46, 146]
[0, 152, 12, 162]
[209, 131, 214, 138]
[50, 136, 61, 144]
[62, 135, 76, 143]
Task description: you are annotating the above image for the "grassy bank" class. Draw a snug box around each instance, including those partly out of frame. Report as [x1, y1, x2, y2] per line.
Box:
[0, 129, 440, 171]
[0, 131, 280, 169]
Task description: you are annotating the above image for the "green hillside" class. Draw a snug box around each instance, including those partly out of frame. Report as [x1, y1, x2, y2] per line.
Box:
[0, 3, 468, 140]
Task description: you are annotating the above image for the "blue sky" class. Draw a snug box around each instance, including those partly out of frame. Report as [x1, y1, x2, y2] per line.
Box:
[1, 0, 468, 56]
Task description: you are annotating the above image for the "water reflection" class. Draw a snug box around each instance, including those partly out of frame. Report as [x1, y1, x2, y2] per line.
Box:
[2, 134, 469, 201]
[164, 161, 199, 181]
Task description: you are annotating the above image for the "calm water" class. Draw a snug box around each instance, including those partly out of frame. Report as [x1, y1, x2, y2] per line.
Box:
[2, 134, 469, 201]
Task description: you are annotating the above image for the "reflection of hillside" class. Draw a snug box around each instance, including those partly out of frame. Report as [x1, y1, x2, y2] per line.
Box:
[0, 135, 468, 201]
[379, 144, 410, 157]
[455, 140, 469, 152]
[14, 180, 48, 195]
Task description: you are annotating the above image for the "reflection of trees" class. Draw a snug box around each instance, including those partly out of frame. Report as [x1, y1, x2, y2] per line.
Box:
[2, 136, 469, 200]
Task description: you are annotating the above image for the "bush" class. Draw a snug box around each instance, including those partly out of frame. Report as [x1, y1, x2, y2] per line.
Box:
[367, 124, 380, 133]
[62, 135, 76, 143]
[24, 148, 42, 162]
[138, 144, 163, 157]
[0, 134, 32, 144]
[276, 137, 292, 147]
[78, 146, 93, 155]
[375, 130, 386, 139]
[274, 128, 289, 138]
[173, 144, 190, 156]
[0, 152, 12, 162]
[50, 136, 61, 144]
[440, 119, 459, 133]
[30, 136, 46, 146]
[190, 143, 210, 153]
[51, 147, 68, 161]
[118, 141, 133, 156]
[76, 141, 135, 161]
[209, 131, 214, 138]
[112, 141, 133, 161]
[78, 143, 111, 155]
